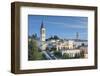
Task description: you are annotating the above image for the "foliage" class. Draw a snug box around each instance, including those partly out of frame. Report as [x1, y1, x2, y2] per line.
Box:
[80, 51, 85, 58]
[28, 39, 44, 60]
[54, 51, 62, 58]
[54, 35, 59, 40]
[46, 47, 50, 51]
[47, 35, 60, 41]
[62, 53, 70, 59]
[81, 43, 85, 46]
[32, 33, 38, 40]
[51, 47, 57, 51]
[74, 51, 85, 58]
[74, 53, 80, 58]
[28, 40, 34, 60]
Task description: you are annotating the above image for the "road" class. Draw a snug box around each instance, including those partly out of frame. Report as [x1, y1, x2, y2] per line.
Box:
[42, 51, 52, 60]
[46, 50, 57, 59]
[42, 50, 57, 60]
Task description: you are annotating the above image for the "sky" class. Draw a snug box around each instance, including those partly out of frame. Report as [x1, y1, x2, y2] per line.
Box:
[28, 15, 88, 40]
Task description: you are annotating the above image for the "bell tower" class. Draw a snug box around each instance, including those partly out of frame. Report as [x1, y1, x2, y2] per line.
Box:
[40, 21, 46, 50]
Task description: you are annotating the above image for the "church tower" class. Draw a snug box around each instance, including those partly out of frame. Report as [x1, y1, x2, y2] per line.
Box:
[40, 21, 46, 50]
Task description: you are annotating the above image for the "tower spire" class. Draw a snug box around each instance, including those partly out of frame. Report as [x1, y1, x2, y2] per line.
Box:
[41, 21, 44, 29]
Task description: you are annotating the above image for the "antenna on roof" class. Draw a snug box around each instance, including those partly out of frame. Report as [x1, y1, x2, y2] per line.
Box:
[76, 32, 79, 40]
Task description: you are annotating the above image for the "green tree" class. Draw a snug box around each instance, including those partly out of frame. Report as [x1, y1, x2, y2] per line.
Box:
[51, 47, 57, 51]
[54, 51, 62, 58]
[46, 47, 49, 51]
[74, 53, 80, 58]
[81, 43, 85, 46]
[28, 39, 44, 60]
[54, 35, 59, 40]
[80, 51, 85, 58]
[32, 33, 38, 40]
[49, 36, 53, 40]
[62, 53, 70, 59]
[28, 40, 34, 60]
[48, 35, 60, 40]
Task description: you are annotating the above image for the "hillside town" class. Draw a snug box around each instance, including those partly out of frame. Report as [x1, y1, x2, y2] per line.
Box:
[28, 22, 88, 60]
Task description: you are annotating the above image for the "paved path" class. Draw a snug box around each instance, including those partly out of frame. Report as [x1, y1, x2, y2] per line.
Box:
[42, 50, 57, 60]
[42, 51, 52, 60]
[46, 51, 57, 59]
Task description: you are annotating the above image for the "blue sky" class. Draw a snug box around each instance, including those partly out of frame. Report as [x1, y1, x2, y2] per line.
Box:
[28, 15, 88, 40]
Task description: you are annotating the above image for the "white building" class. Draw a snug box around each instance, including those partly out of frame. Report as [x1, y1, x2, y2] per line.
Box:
[46, 39, 75, 51]
[55, 40, 75, 51]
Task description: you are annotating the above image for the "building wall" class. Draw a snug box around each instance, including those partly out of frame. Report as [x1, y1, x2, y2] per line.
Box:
[41, 28, 46, 42]
[68, 40, 74, 49]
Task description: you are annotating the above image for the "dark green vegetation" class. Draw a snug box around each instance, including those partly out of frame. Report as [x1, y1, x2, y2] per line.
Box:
[54, 51, 62, 58]
[46, 35, 60, 41]
[28, 35, 46, 60]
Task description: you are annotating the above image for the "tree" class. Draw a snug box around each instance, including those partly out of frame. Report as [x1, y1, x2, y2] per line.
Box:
[47, 35, 60, 40]
[51, 47, 57, 51]
[28, 35, 32, 38]
[46, 47, 49, 51]
[49, 36, 53, 40]
[54, 35, 59, 40]
[54, 51, 62, 58]
[28, 39, 44, 60]
[74, 53, 80, 58]
[32, 33, 38, 40]
[81, 43, 85, 46]
[28, 40, 34, 60]
[80, 51, 85, 58]
[62, 53, 70, 59]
